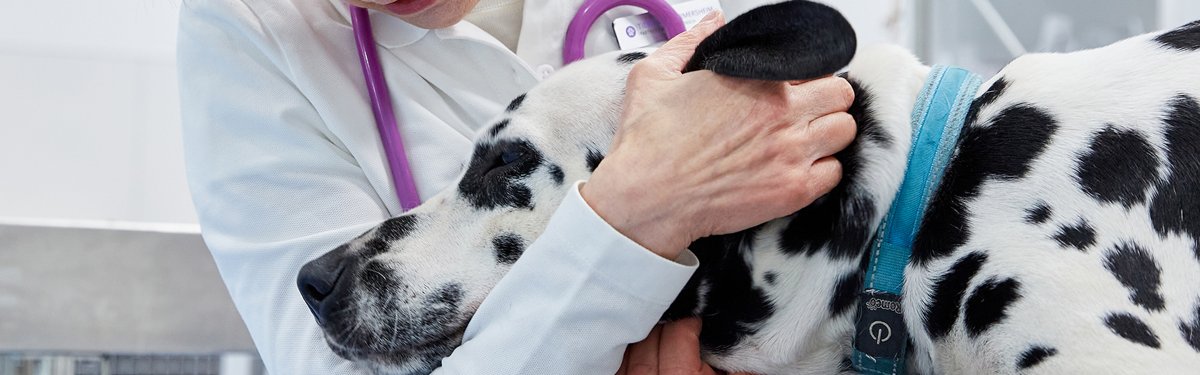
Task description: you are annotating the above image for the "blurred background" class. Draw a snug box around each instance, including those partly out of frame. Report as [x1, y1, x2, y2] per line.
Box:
[0, 0, 1197, 374]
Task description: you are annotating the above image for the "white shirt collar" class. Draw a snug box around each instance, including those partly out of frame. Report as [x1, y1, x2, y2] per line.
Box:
[327, 0, 430, 48]
[325, 0, 589, 64]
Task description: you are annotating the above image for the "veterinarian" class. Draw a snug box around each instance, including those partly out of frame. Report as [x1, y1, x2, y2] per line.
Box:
[177, 0, 856, 373]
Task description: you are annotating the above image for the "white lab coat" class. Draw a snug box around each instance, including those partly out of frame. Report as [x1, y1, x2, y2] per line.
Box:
[177, 0, 771, 373]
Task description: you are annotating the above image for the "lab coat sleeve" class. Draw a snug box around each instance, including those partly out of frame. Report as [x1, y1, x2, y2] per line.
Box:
[178, 1, 697, 375]
[177, 1, 382, 374]
[436, 182, 699, 374]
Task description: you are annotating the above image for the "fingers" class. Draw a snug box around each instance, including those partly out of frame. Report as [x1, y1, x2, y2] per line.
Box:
[616, 345, 632, 375]
[788, 76, 855, 122]
[658, 318, 705, 374]
[804, 111, 857, 159]
[806, 156, 844, 199]
[626, 325, 663, 375]
[639, 11, 726, 76]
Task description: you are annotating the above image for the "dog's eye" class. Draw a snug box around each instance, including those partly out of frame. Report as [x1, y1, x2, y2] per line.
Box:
[500, 149, 522, 165]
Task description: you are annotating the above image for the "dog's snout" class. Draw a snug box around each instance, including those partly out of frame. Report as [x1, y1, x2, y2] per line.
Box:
[297, 244, 354, 326]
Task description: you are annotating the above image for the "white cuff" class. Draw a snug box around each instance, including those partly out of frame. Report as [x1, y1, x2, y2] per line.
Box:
[445, 180, 700, 374]
[547, 180, 698, 304]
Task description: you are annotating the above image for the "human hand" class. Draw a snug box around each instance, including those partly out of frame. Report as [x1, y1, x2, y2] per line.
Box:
[616, 318, 754, 375]
[580, 12, 857, 259]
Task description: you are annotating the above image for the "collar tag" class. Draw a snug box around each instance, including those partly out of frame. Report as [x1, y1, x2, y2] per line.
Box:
[856, 290, 907, 357]
[853, 290, 908, 371]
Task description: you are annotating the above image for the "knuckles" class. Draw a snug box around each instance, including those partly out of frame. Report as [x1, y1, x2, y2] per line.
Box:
[752, 83, 797, 122]
[821, 111, 858, 138]
[624, 62, 655, 91]
[829, 76, 856, 110]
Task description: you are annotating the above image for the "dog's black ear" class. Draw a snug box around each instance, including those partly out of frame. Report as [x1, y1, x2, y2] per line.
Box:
[683, 0, 856, 81]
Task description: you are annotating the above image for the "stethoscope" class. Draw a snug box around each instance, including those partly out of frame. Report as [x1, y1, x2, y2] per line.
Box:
[349, 1, 686, 211]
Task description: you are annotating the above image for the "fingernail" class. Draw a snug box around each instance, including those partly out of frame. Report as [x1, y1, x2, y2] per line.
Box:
[700, 10, 721, 24]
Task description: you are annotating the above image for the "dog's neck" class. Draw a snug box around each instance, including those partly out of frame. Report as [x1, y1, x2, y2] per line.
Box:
[672, 45, 950, 374]
[845, 57, 986, 374]
[815, 45, 940, 372]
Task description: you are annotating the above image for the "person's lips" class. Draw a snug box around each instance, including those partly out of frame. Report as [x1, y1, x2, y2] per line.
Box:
[384, 0, 436, 15]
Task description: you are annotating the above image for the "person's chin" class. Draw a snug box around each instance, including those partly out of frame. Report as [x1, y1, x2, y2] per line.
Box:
[393, 0, 473, 29]
[383, 0, 438, 16]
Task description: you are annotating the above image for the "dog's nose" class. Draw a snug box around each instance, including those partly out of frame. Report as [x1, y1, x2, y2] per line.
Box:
[297, 245, 354, 326]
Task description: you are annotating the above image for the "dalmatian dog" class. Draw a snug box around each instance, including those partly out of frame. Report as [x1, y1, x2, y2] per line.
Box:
[297, 1, 1200, 373]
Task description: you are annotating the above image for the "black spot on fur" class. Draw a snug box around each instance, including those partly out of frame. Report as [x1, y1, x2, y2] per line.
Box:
[429, 283, 463, 306]
[662, 226, 764, 323]
[585, 149, 604, 173]
[780, 196, 876, 259]
[488, 119, 510, 138]
[964, 277, 1021, 337]
[617, 52, 647, 64]
[778, 76, 879, 260]
[1104, 243, 1165, 312]
[1181, 302, 1200, 352]
[1149, 95, 1200, 260]
[1017, 346, 1058, 369]
[925, 252, 988, 339]
[829, 271, 861, 316]
[1156, 20, 1200, 51]
[1025, 202, 1052, 224]
[686, 235, 775, 354]
[362, 238, 390, 259]
[1076, 126, 1158, 207]
[1052, 220, 1097, 251]
[376, 215, 418, 242]
[492, 234, 525, 264]
[505, 94, 526, 112]
[913, 104, 1059, 265]
[547, 164, 565, 185]
[1104, 312, 1161, 348]
[964, 79, 1008, 129]
[458, 139, 543, 210]
[763, 272, 778, 286]
[841, 73, 891, 147]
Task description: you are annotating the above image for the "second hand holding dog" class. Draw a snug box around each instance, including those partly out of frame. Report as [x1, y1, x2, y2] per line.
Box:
[581, 12, 858, 260]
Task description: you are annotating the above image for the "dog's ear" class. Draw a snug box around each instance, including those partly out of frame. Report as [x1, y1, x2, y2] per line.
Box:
[683, 0, 856, 81]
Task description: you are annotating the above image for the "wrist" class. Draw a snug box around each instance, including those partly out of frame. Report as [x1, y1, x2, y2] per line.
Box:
[579, 172, 691, 259]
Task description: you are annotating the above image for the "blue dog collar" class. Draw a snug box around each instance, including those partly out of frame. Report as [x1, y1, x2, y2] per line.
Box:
[851, 65, 983, 375]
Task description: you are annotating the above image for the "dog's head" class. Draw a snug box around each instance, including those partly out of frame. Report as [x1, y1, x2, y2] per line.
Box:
[296, 1, 854, 372]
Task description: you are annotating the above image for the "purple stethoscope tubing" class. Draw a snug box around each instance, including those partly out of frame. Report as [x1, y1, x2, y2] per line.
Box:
[351, 5, 422, 212]
[350, 1, 685, 211]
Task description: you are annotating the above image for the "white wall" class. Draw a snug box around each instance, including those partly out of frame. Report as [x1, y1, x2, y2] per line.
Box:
[822, 0, 913, 49]
[0, 0, 194, 226]
[1161, 0, 1200, 29]
[918, 0, 1200, 75]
